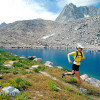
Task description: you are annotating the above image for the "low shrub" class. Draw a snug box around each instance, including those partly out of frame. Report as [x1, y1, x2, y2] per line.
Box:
[33, 65, 45, 73]
[48, 80, 58, 91]
[61, 68, 67, 71]
[28, 71, 33, 74]
[0, 65, 12, 74]
[7, 79, 15, 84]
[23, 65, 29, 69]
[1, 77, 31, 91]
[15, 92, 29, 100]
[0, 65, 12, 70]
[13, 70, 18, 75]
[15, 77, 24, 84]
[0, 70, 11, 74]
[76, 91, 82, 95]
[69, 77, 77, 83]
[25, 81, 32, 86]
[15, 77, 31, 90]
[0, 51, 19, 61]
[20, 69, 28, 75]
[13, 62, 22, 67]
[0, 60, 5, 65]
[38, 65, 45, 71]
[0, 92, 10, 100]
[64, 86, 73, 92]
[33, 68, 39, 73]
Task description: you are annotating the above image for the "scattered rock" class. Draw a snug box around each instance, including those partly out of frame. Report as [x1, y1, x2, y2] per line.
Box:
[34, 58, 43, 62]
[28, 56, 36, 60]
[80, 74, 89, 80]
[36, 91, 43, 97]
[56, 87, 62, 90]
[20, 56, 26, 59]
[85, 78, 100, 87]
[80, 74, 100, 87]
[57, 66, 62, 69]
[0, 74, 2, 77]
[3, 64, 14, 68]
[31, 65, 39, 69]
[44, 61, 54, 67]
[8, 61, 17, 65]
[0, 86, 20, 96]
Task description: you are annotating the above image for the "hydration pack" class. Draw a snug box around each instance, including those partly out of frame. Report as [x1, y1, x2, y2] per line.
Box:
[75, 51, 83, 59]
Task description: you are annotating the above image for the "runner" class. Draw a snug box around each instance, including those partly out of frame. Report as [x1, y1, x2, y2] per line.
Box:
[62, 44, 87, 92]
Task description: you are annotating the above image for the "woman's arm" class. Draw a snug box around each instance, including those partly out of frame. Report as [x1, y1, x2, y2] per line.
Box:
[67, 52, 75, 64]
[82, 52, 85, 60]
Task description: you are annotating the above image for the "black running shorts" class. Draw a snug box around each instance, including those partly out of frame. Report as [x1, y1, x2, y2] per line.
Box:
[72, 64, 80, 71]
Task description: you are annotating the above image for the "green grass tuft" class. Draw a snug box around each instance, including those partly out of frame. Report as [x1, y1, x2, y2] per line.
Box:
[64, 86, 73, 92]
[48, 80, 58, 91]
[69, 77, 77, 83]
[33, 68, 39, 73]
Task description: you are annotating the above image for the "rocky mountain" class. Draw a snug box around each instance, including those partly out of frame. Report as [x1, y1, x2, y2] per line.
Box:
[0, 22, 6, 27]
[0, 4, 100, 49]
[0, 17, 100, 49]
[0, 20, 61, 48]
[56, 3, 100, 23]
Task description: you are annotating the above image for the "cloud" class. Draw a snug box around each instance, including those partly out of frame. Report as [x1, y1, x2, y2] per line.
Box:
[57, 0, 100, 8]
[0, 0, 99, 24]
[33, 0, 61, 13]
[0, 0, 58, 23]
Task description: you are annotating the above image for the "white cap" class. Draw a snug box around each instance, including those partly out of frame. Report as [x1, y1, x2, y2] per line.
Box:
[76, 43, 84, 49]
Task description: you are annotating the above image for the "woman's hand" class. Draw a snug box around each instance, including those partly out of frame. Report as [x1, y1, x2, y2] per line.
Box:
[69, 60, 72, 64]
[83, 57, 85, 60]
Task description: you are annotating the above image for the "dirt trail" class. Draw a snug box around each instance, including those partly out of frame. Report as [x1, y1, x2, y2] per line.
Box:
[40, 71, 100, 100]
[40, 71, 79, 91]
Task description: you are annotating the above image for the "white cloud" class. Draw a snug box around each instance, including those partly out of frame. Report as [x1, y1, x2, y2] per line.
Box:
[57, 0, 100, 8]
[0, 0, 58, 24]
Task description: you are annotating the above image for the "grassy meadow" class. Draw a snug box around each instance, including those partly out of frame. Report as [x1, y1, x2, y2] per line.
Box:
[0, 51, 100, 100]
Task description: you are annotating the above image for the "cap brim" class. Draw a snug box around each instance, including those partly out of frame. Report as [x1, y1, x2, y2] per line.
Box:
[77, 46, 84, 49]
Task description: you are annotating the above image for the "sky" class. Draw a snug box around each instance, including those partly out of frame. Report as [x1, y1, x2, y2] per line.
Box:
[0, 0, 100, 24]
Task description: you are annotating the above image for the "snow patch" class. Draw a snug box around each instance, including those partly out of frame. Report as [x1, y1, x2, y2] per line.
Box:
[84, 14, 90, 18]
[42, 34, 54, 39]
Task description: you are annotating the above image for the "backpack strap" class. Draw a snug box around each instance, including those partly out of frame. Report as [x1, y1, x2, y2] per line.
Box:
[75, 51, 83, 59]
[75, 51, 78, 60]
[76, 51, 78, 58]
[81, 52, 83, 58]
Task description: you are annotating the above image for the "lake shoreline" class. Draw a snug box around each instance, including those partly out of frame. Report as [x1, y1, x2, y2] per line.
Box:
[1, 46, 100, 50]
[0, 48, 100, 81]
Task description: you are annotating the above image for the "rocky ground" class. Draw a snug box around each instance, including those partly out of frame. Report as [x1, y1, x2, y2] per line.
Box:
[0, 16, 100, 49]
[0, 4, 100, 49]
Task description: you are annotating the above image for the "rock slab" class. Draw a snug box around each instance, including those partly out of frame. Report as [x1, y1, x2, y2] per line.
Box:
[0, 86, 20, 96]
[80, 74, 100, 87]
[44, 61, 54, 67]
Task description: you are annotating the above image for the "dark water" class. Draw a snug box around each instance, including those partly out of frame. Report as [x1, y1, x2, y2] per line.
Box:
[1, 48, 100, 80]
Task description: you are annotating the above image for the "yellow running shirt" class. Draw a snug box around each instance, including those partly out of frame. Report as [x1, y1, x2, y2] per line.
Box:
[67, 51, 85, 65]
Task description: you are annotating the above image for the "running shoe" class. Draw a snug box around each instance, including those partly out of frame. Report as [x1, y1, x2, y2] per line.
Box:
[80, 87, 87, 92]
[62, 73, 66, 78]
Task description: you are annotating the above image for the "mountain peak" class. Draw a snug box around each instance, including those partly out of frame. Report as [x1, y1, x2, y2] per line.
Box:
[0, 22, 6, 27]
[68, 3, 76, 7]
[66, 3, 76, 9]
[56, 4, 100, 23]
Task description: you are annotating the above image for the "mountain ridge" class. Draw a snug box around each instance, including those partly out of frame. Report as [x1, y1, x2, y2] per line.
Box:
[0, 22, 6, 27]
[56, 3, 100, 23]
[0, 4, 100, 49]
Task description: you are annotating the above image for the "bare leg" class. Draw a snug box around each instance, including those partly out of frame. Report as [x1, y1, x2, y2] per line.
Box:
[75, 71, 81, 87]
[65, 70, 75, 75]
